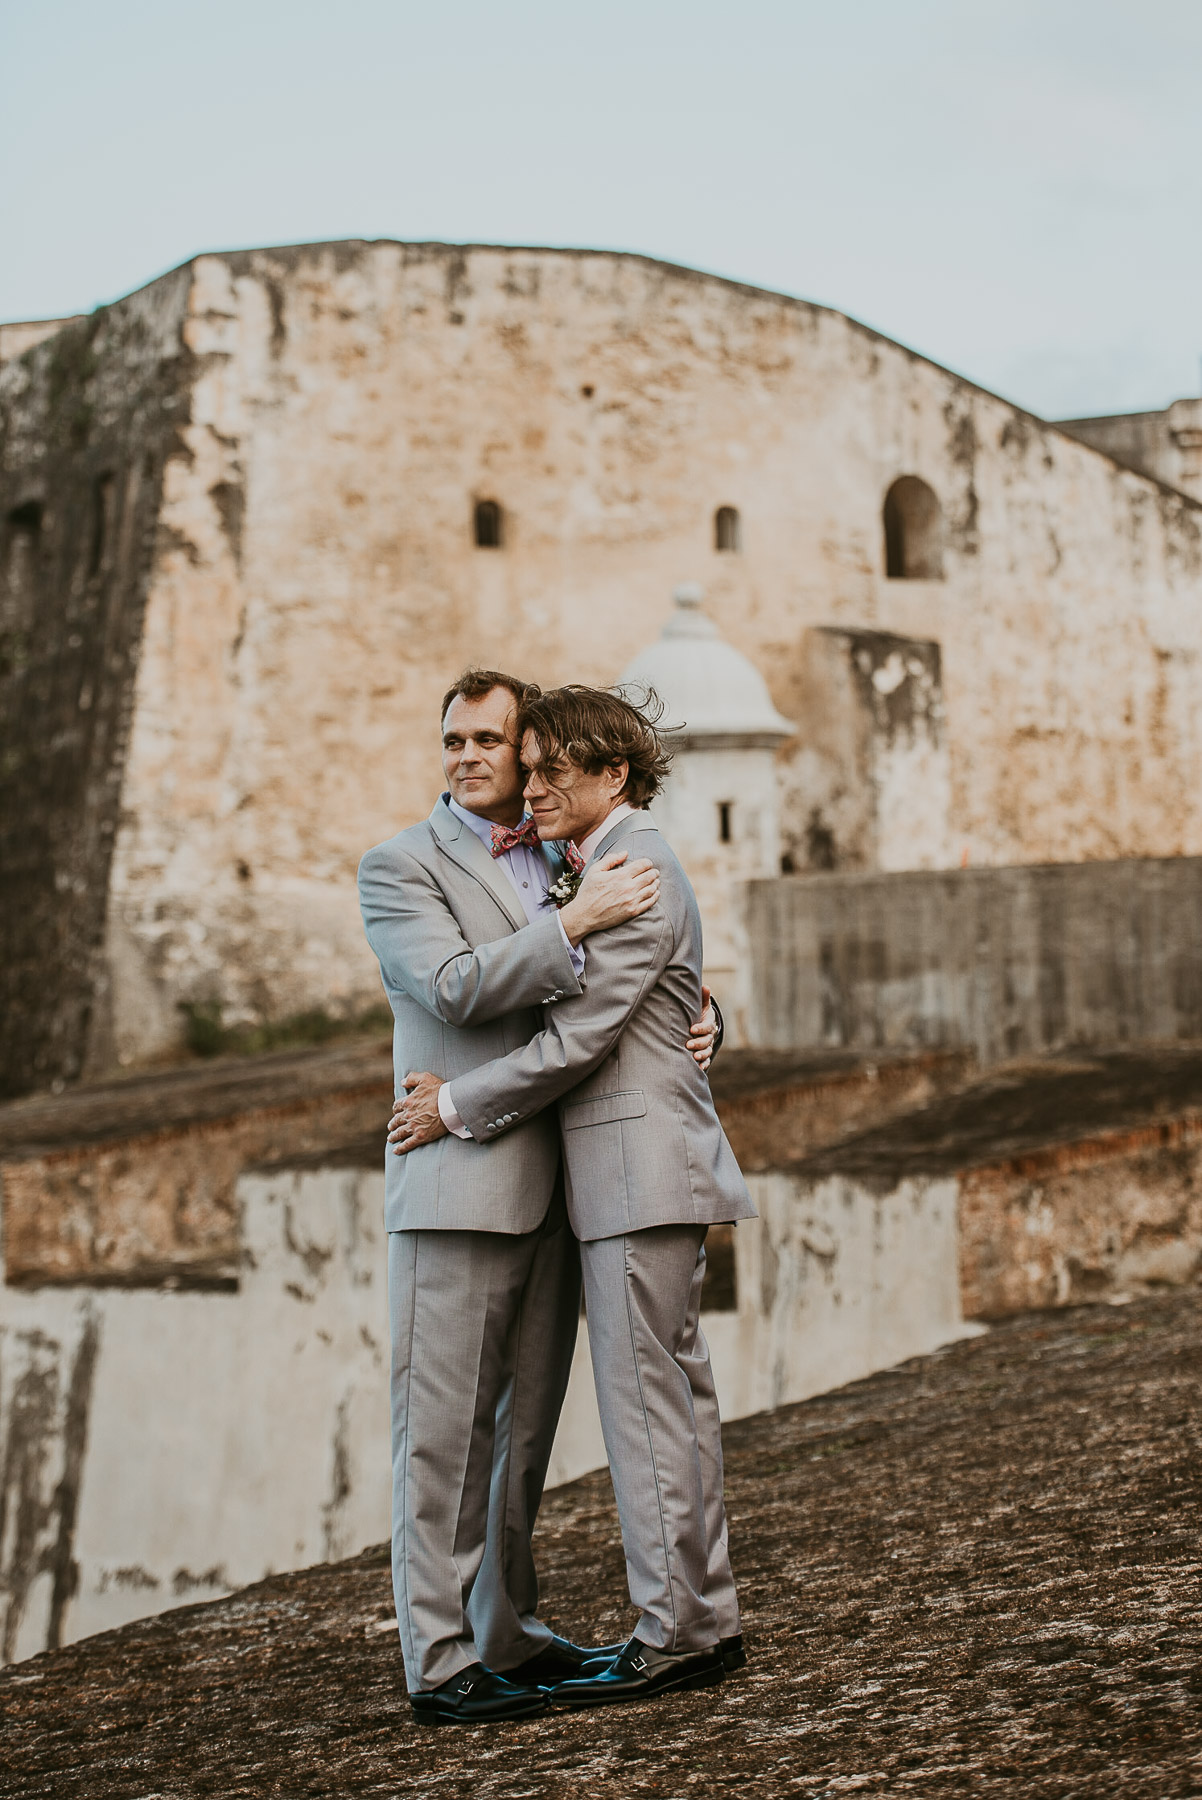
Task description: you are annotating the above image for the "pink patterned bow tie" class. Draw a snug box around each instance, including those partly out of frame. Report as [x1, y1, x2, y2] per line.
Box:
[565, 843, 585, 875]
[489, 818, 541, 858]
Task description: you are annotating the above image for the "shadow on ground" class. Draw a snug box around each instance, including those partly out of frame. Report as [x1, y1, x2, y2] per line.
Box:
[3, 1291, 1200, 1798]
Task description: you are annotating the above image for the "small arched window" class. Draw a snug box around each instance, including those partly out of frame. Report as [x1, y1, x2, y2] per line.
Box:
[7, 499, 43, 533]
[883, 477, 944, 579]
[5, 501, 43, 611]
[474, 499, 503, 549]
[88, 473, 116, 577]
[714, 505, 741, 552]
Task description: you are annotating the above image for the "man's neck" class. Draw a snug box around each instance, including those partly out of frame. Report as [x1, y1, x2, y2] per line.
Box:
[571, 799, 629, 852]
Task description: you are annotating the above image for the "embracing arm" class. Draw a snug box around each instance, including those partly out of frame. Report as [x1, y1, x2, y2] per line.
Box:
[358, 842, 580, 1029]
[446, 903, 675, 1139]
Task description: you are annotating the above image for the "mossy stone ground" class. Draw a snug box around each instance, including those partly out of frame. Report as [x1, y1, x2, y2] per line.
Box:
[3, 1292, 1200, 1798]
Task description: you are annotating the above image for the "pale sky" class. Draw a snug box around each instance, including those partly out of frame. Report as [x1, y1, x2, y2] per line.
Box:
[4, 0, 1200, 419]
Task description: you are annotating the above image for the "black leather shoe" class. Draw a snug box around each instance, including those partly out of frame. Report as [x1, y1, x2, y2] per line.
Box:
[579, 1632, 747, 1676]
[548, 1637, 724, 1708]
[503, 1634, 605, 1685]
[409, 1662, 548, 1726]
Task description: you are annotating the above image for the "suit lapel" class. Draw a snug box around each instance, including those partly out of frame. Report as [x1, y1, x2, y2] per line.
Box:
[428, 798, 528, 931]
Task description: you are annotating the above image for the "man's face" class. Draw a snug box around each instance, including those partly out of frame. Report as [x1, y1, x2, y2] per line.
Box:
[442, 688, 525, 823]
[522, 729, 628, 844]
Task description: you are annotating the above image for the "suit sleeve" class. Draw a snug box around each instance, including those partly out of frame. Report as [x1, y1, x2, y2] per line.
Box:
[447, 900, 674, 1139]
[358, 842, 582, 1028]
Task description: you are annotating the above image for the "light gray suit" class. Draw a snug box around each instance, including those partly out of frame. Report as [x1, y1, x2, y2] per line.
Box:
[358, 798, 587, 1690]
[446, 810, 756, 1651]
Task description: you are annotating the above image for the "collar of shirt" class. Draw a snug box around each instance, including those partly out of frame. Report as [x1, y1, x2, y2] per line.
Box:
[575, 802, 637, 866]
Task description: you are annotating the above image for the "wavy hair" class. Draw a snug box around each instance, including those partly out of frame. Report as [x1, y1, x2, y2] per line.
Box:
[516, 684, 673, 808]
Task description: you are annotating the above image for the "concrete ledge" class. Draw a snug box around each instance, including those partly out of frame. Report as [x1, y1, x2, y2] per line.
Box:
[748, 857, 1202, 1063]
[711, 1045, 974, 1170]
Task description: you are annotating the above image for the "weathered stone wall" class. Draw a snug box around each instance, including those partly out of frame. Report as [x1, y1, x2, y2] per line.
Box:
[747, 855, 1202, 1060]
[0, 1170, 391, 1663]
[0, 318, 87, 366]
[782, 627, 950, 874]
[787, 1042, 1202, 1321]
[5, 241, 1202, 1085]
[1059, 397, 1202, 503]
[0, 1039, 393, 1287]
[958, 1120, 1202, 1317]
[0, 280, 193, 1096]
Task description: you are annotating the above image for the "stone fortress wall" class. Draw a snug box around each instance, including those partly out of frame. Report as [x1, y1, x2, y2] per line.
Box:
[3, 240, 1201, 1093]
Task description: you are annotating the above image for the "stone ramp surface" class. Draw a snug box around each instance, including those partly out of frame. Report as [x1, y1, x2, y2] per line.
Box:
[3, 1294, 1200, 1799]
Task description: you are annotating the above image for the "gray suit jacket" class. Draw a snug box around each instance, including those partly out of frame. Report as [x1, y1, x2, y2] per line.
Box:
[358, 798, 584, 1233]
[448, 812, 756, 1242]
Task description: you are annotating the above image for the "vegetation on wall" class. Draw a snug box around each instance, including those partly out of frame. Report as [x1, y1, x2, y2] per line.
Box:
[177, 1002, 392, 1061]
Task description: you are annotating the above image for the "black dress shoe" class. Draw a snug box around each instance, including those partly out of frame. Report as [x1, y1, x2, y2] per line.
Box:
[503, 1634, 604, 1685]
[409, 1662, 548, 1726]
[579, 1631, 747, 1675]
[548, 1637, 724, 1709]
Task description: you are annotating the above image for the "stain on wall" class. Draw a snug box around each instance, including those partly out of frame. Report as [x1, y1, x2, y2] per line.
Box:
[0, 1308, 99, 1661]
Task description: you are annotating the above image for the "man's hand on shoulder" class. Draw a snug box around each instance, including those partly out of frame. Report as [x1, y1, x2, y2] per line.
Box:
[388, 1072, 450, 1155]
[558, 851, 659, 947]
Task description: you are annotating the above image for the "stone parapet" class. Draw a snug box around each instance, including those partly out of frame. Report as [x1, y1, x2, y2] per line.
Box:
[710, 1044, 974, 1170]
[748, 855, 1202, 1062]
[0, 1039, 392, 1286]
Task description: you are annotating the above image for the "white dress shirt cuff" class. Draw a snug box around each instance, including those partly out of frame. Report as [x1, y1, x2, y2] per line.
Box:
[437, 1082, 472, 1140]
[558, 915, 586, 979]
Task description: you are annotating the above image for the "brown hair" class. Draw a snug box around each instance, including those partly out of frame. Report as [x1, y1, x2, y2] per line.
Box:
[516, 685, 674, 808]
[440, 667, 540, 725]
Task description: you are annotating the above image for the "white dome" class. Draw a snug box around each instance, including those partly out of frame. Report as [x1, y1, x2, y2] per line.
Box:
[618, 585, 795, 746]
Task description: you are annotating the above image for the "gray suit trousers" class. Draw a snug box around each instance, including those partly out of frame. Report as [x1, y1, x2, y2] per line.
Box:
[581, 1226, 741, 1653]
[388, 1190, 580, 1690]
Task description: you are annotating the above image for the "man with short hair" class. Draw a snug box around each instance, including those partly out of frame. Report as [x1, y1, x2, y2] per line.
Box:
[392, 684, 755, 1711]
[358, 670, 719, 1726]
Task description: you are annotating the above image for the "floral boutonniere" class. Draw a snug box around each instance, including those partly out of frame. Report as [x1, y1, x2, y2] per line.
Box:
[543, 869, 583, 910]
